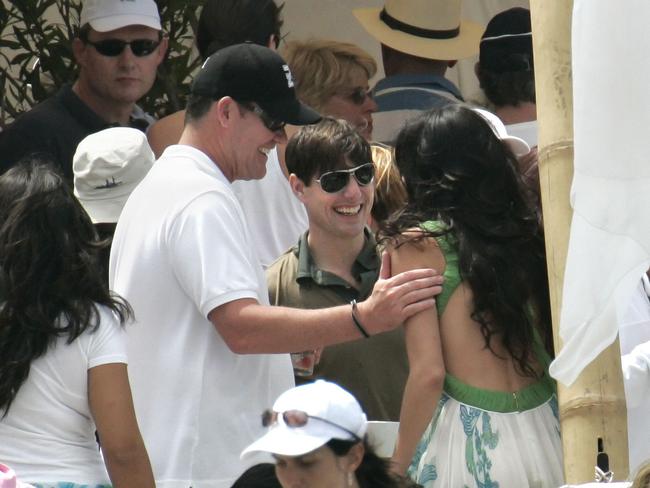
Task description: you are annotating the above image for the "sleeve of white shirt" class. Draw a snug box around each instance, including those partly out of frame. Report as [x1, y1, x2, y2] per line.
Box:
[167, 190, 262, 318]
[87, 305, 128, 369]
[621, 340, 650, 408]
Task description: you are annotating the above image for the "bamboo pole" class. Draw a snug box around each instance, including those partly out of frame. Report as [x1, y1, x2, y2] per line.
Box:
[529, 0, 629, 483]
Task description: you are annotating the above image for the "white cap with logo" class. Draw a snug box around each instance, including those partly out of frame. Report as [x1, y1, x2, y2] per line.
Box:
[80, 0, 161, 32]
[73, 127, 155, 224]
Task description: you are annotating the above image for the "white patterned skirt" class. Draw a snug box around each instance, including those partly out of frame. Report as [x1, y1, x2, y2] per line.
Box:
[408, 375, 564, 488]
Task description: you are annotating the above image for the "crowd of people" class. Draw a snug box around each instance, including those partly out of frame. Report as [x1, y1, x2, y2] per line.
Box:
[5, 0, 634, 487]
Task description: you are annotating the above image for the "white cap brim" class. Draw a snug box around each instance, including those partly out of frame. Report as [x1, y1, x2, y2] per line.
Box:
[471, 107, 531, 157]
[77, 196, 127, 224]
[241, 427, 330, 460]
[503, 135, 530, 157]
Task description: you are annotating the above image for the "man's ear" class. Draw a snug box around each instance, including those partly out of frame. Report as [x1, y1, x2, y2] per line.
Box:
[214, 96, 238, 127]
[155, 36, 169, 66]
[72, 37, 87, 66]
[289, 173, 306, 200]
[267, 34, 278, 51]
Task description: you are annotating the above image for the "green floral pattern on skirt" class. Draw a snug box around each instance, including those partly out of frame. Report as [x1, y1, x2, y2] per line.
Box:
[408, 390, 563, 488]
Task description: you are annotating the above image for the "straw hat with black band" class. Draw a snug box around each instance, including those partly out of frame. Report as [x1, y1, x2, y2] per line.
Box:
[353, 0, 483, 61]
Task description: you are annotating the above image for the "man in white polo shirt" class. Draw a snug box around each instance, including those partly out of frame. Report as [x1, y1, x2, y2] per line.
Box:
[110, 43, 442, 488]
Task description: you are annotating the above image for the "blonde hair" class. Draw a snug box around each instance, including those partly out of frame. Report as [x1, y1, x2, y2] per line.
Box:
[282, 39, 377, 112]
[371, 143, 407, 225]
[632, 461, 650, 488]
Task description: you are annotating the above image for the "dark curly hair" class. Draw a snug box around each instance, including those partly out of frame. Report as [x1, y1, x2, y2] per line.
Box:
[381, 104, 550, 376]
[196, 0, 284, 59]
[478, 7, 535, 107]
[477, 67, 536, 107]
[0, 158, 131, 414]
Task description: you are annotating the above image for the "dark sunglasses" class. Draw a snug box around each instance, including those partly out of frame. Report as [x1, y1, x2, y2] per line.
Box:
[343, 87, 373, 106]
[262, 409, 361, 442]
[316, 163, 375, 194]
[242, 102, 286, 133]
[83, 38, 161, 57]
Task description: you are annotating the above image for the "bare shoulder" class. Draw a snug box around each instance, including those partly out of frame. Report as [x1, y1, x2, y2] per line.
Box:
[384, 228, 446, 275]
[147, 110, 186, 158]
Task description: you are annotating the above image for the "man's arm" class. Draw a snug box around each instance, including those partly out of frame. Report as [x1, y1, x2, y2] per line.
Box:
[209, 252, 443, 353]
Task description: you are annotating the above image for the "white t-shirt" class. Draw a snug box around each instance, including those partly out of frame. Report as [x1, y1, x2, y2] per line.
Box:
[232, 148, 308, 268]
[0, 306, 127, 485]
[109, 145, 293, 488]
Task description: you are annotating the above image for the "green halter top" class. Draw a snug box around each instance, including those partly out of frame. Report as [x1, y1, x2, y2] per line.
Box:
[420, 220, 556, 412]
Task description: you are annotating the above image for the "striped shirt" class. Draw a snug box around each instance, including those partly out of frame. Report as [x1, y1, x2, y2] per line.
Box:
[372, 73, 463, 144]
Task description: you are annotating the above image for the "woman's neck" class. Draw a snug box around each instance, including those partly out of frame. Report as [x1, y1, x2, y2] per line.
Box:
[494, 102, 537, 125]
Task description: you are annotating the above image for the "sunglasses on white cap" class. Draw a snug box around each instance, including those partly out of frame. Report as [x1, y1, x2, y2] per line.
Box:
[262, 409, 361, 442]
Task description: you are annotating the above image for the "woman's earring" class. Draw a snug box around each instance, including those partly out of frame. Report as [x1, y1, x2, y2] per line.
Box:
[347, 471, 354, 487]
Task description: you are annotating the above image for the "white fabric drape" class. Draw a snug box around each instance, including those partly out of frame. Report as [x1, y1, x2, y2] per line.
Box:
[618, 275, 650, 475]
[548, 0, 650, 385]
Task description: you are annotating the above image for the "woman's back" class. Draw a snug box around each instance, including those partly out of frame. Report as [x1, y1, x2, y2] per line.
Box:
[439, 281, 543, 393]
[411, 281, 561, 488]
[416, 220, 545, 393]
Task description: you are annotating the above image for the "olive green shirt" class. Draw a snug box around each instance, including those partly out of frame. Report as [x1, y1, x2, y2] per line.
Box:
[266, 229, 408, 421]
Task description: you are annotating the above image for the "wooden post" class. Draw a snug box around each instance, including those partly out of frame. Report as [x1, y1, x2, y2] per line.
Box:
[529, 0, 629, 482]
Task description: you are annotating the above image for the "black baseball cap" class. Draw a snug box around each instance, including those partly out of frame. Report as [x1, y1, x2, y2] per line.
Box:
[191, 43, 321, 126]
[480, 8, 533, 73]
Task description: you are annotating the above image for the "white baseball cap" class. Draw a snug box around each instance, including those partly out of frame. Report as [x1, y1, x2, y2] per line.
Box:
[241, 380, 368, 459]
[472, 107, 530, 157]
[73, 127, 155, 224]
[80, 0, 161, 32]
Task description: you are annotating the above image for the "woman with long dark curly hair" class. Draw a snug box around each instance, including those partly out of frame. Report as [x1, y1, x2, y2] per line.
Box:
[0, 159, 154, 488]
[381, 104, 562, 487]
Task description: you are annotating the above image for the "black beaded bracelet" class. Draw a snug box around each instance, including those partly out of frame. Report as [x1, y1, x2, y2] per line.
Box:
[350, 299, 370, 339]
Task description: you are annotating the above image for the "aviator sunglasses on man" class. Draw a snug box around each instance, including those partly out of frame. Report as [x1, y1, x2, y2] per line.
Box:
[82, 36, 162, 57]
[262, 409, 361, 442]
[315, 163, 375, 194]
